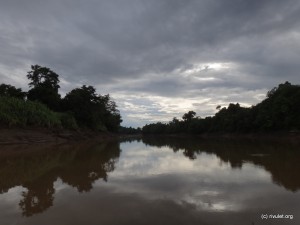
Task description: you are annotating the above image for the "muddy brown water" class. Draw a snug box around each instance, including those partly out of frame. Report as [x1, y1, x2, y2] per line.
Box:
[0, 137, 299, 225]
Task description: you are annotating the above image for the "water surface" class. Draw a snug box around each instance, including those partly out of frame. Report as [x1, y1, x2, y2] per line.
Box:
[0, 137, 299, 225]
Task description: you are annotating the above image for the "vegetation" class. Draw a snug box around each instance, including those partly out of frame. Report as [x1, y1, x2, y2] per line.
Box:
[119, 126, 142, 134]
[27, 65, 61, 111]
[62, 85, 121, 131]
[0, 83, 26, 100]
[0, 65, 122, 131]
[1, 64, 299, 135]
[142, 82, 300, 134]
[0, 97, 61, 128]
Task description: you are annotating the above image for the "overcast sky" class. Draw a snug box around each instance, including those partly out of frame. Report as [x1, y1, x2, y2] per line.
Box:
[1, 0, 300, 127]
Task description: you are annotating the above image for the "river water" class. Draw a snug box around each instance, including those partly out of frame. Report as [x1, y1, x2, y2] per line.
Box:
[0, 137, 299, 225]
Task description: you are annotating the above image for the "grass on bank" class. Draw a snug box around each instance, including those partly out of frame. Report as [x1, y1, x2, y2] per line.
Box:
[0, 96, 78, 129]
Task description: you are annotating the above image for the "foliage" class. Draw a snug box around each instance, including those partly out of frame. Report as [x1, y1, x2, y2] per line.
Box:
[119, 126, 141, 134]
[142, 82, 300, 134]
[0, 97, 61, 128]
[0, 64, 122, 131]
[182, 111, 196, 122]
[101, 94, 123, 132]
[253, 81, 300, 131]
[0, 83, 26, 100]
[62, 85, 122, 131]
[26, 65, 61, 111]
[27, 86, 61, 111]
[57, 112, 78, 130]
[142, 122, 168, 134]
[27, 65, 60, 90]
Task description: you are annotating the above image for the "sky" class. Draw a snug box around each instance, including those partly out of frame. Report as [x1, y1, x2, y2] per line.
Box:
[1, 0, 300, 127]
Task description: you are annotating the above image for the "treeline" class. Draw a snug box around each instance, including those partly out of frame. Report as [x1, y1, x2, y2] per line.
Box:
[118, 126, 142, 134]
[0, 65, 122, 131]
[143, 82, 300, 134]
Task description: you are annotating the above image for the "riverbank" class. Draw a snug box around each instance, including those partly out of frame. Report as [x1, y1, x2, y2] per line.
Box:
[1, 128, 299, 146]
[142, 132, 300, 142]
[0, 128, 117, 145]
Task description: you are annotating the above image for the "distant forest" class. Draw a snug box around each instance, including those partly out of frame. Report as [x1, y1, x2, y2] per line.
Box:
[1, 66, 299, 135]
[142, 82, 300, 134]
[0, 65, 122, 131]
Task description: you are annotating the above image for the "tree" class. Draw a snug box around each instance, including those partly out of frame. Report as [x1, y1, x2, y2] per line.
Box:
[142, 82, 300, 135]
[101, 94, 123, 132]
[0, 83, 26, 100]
[62, 85, 122, 131]
[62, 85, 102, 129]
[27, 65, 60, 90]
[26, 65, 61, 110]
[182, 111, 196, 122]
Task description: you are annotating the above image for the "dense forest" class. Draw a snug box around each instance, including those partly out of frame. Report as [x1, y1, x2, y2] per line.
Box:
[1, 66, 299, 135]
[0, 65, 122, 132]
[142, 82, 300, 134]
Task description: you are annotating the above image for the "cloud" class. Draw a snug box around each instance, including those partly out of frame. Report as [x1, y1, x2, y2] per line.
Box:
[1, 0, 300, 126]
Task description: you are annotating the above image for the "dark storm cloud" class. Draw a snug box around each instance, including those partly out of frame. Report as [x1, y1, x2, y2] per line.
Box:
[1, 0, 300, 126]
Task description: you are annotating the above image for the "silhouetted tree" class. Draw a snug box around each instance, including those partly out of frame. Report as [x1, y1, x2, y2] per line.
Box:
[26, 65, 61, 110]
[119, 126, 142, 134]
[101, 94, 123, 132]
[142, 82, 300, 134]
[62, 85, 122, 131]
[27, 65, 60, 90]
[0, 83, 26, 100]
[182, 111, 196, 122]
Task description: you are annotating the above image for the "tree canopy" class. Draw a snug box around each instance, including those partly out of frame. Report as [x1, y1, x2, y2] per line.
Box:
[142, 82, 300, 134]
[26, 65, 61, 111]
[182, 111, 196, 122]
[62, 85, 122, 131]
[27, 65, 60, 90]
[0, 65, 122, 132]
[0, 84, 26, 100]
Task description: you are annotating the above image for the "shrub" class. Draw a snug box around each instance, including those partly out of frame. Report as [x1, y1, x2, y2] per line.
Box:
[0, 97, 61, 128]
[57, 112, 78, 130]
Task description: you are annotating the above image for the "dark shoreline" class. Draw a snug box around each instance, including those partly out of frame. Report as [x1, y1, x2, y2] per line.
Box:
[0, 128, 117, 145]
[140, 132, 300, 142]
[1, 128, 299, 145]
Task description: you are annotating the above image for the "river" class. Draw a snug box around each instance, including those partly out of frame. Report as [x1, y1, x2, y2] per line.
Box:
[0, 137, 299, 225]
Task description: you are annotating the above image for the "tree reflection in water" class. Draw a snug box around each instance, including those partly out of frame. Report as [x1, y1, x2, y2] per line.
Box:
[141, 136, 300, 192]
[0, 141, 121, 216]
[19, 173, 56, 217]
[0, 136, 299, 219]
